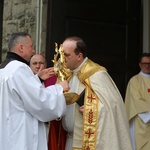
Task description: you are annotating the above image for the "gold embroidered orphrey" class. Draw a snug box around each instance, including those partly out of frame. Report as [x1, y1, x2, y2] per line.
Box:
[82, 79, 98, 150]
[52, 43, 79, 105]
[73, 79, 99, 150]
[72, 59, 103, 150]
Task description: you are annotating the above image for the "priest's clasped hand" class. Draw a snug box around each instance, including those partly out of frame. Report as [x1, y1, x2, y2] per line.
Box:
[79, 105, 84, 113]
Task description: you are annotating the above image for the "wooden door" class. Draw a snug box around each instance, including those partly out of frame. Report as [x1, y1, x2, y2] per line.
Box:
[46, 0, 142, 99]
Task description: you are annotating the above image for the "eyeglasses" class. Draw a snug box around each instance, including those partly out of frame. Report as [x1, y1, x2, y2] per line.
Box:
[32, 62, 45, 65]
[140, 62, 150, 66]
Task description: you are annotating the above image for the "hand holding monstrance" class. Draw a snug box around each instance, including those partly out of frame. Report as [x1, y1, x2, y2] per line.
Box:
[52, 43, 79, 105]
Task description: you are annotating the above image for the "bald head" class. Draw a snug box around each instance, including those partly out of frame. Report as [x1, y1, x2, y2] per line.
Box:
[30, 54, 47, 74]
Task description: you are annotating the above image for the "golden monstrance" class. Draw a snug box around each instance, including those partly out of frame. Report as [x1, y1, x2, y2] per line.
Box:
[52, 43, 79, 105]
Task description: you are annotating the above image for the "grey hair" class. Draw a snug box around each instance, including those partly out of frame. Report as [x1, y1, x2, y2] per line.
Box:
[8, 32, 31, 51]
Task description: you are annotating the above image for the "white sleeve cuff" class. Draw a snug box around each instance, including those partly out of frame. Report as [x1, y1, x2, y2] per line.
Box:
[138, 111, 150, 123]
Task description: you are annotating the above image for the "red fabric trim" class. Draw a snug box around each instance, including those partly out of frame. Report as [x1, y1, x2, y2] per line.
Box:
[48, 120, 67, 150]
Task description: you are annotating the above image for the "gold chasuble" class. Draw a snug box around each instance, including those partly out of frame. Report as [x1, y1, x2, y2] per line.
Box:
[66, 59, 133, 150]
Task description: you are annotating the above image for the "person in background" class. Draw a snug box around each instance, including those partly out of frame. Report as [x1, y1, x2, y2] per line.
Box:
[125, 53, 150, 150]
[0, 32, 69, 150]
[61, 36, 133, 150]
[30, 53, 67, 150]
[30, 53, 56, 86]
[30, 53, 47, 74]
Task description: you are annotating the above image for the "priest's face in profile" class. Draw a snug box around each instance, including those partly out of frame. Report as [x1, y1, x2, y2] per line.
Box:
[63, 40, 83, 70]
[139, 56, 150, 74]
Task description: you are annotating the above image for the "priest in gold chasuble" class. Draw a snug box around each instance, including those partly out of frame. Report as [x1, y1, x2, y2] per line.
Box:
[57, 36, 133, 150]
[125, 53, 150, 150]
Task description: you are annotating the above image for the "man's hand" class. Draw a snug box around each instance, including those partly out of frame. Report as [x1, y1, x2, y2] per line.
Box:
[58, 80, 70, 92]
[79, 105, 84, 113]
[38, 67, 55, 80]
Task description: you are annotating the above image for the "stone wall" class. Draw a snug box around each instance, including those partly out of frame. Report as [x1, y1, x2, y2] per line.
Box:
[2, 0, 47, 60]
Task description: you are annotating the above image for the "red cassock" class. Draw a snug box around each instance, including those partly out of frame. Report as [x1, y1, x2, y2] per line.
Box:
[44, 76, 67, 150]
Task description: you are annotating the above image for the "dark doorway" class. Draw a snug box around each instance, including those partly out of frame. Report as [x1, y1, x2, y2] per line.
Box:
[0, 0, 3, 63]
[46, 0, 142, 99]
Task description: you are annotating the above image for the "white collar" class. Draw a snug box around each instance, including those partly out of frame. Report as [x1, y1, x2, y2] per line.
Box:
[139, 71, 150, 78]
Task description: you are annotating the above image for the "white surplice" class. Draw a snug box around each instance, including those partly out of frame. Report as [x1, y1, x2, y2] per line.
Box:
[0, 60, 66, 150]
